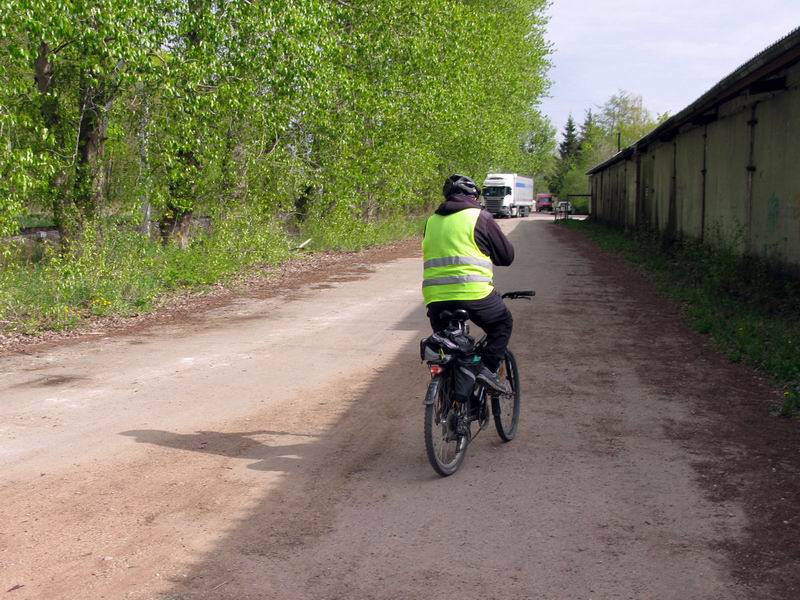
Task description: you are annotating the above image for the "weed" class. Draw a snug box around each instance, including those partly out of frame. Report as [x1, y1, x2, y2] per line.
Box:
[300, 211, 425, 252]
[772, 386, 800, 419]
[0, 210, 424, 335]
[564, 220, 800, 417]
[17, 214, 56, 230]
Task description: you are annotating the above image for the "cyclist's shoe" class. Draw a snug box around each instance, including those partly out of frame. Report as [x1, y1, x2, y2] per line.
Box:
[476, 366, 509, 393]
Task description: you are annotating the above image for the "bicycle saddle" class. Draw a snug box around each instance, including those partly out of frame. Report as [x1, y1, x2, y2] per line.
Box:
[439, 309, 469, 323]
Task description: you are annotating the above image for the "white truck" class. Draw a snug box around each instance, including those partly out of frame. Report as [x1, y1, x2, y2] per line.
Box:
[481, 173, 535, 218]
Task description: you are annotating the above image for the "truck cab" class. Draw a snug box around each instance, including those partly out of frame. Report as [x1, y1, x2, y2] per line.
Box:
[536, 193, 556, 212]
[482, 173, 534, 218]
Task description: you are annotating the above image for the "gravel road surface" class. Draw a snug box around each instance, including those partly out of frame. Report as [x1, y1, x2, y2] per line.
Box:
[1, 215, 797, 599]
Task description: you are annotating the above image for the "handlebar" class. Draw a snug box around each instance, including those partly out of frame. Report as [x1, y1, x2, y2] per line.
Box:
[501, 290, 535, 300]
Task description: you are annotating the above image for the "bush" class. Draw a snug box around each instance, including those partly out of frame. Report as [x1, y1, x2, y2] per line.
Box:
[0, 213, 291, 333]
[0, 207, 428, 334]
[300, 210, 425, 252]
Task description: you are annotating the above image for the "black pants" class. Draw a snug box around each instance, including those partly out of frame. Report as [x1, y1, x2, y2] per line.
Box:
[427, 291, 513, 371]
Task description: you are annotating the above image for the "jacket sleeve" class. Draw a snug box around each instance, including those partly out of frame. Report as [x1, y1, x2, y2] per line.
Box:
[474, 211, 514, 266]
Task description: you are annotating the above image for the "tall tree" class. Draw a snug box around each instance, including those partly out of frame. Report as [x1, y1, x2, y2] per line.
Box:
[549, 115, 581, 195]
[558, 115, 579, 160]
[597, 90, 656, 149]
[0, 0, 169, 238]
[0, 0, 555, 245]
[551, 92, 659, 205]
[521, 111, 557, 179]
[578, 109, 597, 151]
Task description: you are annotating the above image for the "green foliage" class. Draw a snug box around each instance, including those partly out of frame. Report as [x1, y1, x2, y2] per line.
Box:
[558, 115, 579, 160]
[0, 0, 175, 234]
[2, 1, 553, 228]
[776, 388, 800, 419]
[301, 212, 426, 253]
[566, 220, 800, 416]
[0, 0, 554, 332]
[17, 214, 55, 229]
[549, 110, 593, 197]
[0, 214, 291, 332]
[596, 90, 656, 150]
[548, 91, 658, 200]
[521, 111, 558, 177]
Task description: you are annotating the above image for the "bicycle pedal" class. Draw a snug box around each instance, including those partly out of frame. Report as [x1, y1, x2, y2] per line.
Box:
[455, 419, 471, 438]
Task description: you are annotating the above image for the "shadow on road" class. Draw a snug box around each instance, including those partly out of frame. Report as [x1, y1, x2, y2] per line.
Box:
[115, 219, 564, 599]
[121, 429, 319, 473]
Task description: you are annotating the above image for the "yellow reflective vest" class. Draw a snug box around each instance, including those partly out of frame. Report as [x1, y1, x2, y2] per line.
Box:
[422, 208, 494, 305]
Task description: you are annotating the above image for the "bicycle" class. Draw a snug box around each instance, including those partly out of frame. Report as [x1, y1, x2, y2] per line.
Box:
[421, 290, 534, 476]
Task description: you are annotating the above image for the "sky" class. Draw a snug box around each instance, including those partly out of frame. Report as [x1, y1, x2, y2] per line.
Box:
[541, 0, 800, 133]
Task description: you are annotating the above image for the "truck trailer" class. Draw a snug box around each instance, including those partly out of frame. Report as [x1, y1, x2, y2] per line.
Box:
[481, 173, 534, 218]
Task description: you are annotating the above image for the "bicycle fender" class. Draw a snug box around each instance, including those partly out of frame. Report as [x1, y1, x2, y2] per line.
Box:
[424, 376, 442, 405]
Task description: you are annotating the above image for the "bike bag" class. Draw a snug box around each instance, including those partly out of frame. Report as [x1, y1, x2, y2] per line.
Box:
[451, 356, 481, 402]
[419, 329, 476, 362]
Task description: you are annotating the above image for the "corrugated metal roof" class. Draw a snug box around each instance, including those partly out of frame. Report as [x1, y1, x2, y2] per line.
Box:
[587, 26, 800, 175]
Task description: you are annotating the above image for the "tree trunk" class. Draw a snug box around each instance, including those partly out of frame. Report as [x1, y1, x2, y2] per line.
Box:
[74, 77, 111, 223]
[160, 149, 197, 246]
[157, 0, 205, 246]
[34, 42, 71, 239]
[138, 100, 153, 237]
[159, 207, 193, 248]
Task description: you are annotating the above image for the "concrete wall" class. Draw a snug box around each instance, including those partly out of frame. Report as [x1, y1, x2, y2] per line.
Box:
[751, 75, 800, 263]
[674, 126, 705, 240]
[651, 142, 674, 235]
[704, 108, 751, 250]
[590, 59, 800, 272]
[625, 155, 637, 227]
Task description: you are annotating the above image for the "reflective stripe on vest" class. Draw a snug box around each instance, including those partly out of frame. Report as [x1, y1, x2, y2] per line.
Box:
[423, 256, 494, 270]
[422, 208, 494, 304]
[422, 274, 493, 288]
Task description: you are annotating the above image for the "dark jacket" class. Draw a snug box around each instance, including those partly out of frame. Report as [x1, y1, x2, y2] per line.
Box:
[429, 193, 515, 266]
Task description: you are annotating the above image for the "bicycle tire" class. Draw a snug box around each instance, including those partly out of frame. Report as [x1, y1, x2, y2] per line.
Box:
[424, 376, 468, 476]
[492, 349, 520, 441]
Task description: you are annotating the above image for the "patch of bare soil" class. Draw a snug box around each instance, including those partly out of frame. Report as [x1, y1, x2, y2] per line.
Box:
[0, 240, 420, 357]
[0, 370, 403, 600]
[555, 224, 800, 599]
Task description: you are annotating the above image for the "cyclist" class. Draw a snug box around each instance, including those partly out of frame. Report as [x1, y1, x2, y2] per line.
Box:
[422, 174, 515, 392]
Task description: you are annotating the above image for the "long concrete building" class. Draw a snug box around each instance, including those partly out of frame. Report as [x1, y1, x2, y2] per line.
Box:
[588, 27, 800, 272]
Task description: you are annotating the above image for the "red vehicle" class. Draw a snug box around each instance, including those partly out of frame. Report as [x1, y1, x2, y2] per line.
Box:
[536, 193, 556, 212]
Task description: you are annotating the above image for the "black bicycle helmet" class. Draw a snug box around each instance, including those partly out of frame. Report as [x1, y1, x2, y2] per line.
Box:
[443, 174, 481, 198]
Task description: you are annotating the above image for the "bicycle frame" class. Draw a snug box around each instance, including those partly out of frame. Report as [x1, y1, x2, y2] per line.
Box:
[422, 289, 533, 476]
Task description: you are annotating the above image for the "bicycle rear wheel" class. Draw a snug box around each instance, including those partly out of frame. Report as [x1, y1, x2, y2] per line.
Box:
[424, 376, 468, 476]
[492, 349, 520, 441]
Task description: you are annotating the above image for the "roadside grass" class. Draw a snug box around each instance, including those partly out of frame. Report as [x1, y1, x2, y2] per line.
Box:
[563, 219, 800, 418]
[18, 214, 56, 230]
[300, 212, 426, 251]
[0, 213, 424, 335]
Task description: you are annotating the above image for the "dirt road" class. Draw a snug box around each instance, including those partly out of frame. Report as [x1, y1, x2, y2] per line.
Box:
[1, 215, 798, 599]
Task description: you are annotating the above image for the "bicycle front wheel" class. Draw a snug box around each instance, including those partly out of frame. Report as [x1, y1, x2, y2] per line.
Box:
[424, 376, 468, 477]
[492, 349, 521, 442]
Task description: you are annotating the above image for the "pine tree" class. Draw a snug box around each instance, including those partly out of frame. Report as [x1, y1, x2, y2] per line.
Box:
[558, 115, 579, 160]
[578, 109, 595, 152]
[549, 115, 580, 195]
